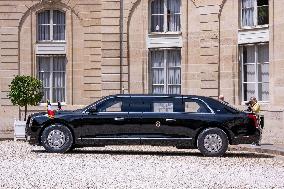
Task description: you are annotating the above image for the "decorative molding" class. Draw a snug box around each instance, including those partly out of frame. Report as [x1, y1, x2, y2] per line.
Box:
[36, 43, 67, 55]
[238, 28, 269, 44]
[40, 0, 61, 4]
[147, 34, 182, 48]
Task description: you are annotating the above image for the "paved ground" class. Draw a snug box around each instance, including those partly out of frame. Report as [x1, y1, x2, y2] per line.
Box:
[261, 120, 284, 145]
[0, 141, 283, 189]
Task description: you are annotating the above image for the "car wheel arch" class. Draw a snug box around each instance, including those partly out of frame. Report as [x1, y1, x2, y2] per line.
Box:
[194, 126, 232, 147]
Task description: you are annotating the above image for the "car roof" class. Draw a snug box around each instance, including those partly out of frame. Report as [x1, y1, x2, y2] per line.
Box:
[112, 94, 209, 99]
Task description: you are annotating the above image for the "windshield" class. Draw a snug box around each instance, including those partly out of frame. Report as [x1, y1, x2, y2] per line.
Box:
[82, 96, 109, 112]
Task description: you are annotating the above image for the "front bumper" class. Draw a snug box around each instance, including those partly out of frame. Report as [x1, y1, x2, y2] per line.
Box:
[25, 124, 42, 145]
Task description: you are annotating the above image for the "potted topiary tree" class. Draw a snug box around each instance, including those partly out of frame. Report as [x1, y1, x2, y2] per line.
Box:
[8, 75, 43, 140]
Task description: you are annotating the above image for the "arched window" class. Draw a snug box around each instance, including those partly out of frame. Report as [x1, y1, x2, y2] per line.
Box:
[150, 0, 181, 32]
[37, 10, 65, 41]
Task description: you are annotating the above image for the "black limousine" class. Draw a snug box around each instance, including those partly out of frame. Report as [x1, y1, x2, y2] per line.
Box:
[26, 94, 261, 157]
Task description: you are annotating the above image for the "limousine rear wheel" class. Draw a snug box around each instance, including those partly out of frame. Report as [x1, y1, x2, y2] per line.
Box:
[41, 124, 73, 153]
[197, 128, 228, 157]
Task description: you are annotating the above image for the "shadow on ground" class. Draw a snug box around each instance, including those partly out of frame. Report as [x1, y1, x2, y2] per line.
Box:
[31, 148, 274, 159]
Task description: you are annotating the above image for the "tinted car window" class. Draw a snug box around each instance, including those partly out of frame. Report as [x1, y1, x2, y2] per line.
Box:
[97, 98, 128, 112]
[153, 102, 173, 112]
[147, 98, 182, 112]
[184, 99, 210, 113]
[129, 97, 151, 112]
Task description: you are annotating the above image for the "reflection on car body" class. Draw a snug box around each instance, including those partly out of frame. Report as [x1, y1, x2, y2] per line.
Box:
[26, 94, 262, 157]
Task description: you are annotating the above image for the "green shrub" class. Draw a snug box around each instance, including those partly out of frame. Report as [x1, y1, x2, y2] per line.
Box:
[8, 75, 43, 121]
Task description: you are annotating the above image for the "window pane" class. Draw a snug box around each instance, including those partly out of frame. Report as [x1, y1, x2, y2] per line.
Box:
[151, 0, 164, 32]
[152, 69, 164, 84]
[167, 50, 181, 67]
[42, 88, 50, 103]
[53, 88, 65, 103]
[53, 57, 66, 71]
[168, 68, 180, 84]
[53, 10, 65, 40]
[257, 6, 269, 25]
[153, 86, 164, 94]
[38, 25, 50, 41]
[167, 49, 181, 94]
[38, 57, 50, 71]
[257, 0, 268, 6]
[151, 50, 165, 92]
[258, 83, 269, 101]
[53, 10, 65, 25]
[53, 73, 65, 88]
[167, 0, 180, 32]
[243, 46, 255, 63]
[151, 0, 164, 14]
[38, 11, 50, 24]
[38, 57, 51, 103]
[243, 83, 256, 101]
[243, 0, 254, 8]
[243, 64, 256, 82]
[53, 56, 66, 102]
[151, 51, 164, 67]
[242, 0, 254, 26]
[258, 44, 269, 63]
[258, 63, 269, 82]
[151, 15, 164, 32]
[168, 86, 180, 94]
[38, 11, 50, 41]
[53, 25, 65, 40]
[39, 73, 50, 87]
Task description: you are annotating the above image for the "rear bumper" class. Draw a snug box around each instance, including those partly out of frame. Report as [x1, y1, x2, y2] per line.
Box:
[231, 129, 261, 145]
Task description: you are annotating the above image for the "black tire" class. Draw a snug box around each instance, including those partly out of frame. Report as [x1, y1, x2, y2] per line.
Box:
[41, 124, 73, 153]
[197, 128, 228, 157]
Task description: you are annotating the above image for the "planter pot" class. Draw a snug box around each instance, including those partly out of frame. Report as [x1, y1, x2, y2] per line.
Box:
[14, 120, 26, 141]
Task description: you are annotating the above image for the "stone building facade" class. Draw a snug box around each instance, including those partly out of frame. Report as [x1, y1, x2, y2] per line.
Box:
[0, 0, 283, 135]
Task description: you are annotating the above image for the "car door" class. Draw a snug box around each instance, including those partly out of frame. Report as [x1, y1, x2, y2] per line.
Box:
[140, 96, 189, 145]
[175, 97, 217, 140]
[80, 96, 140, 145]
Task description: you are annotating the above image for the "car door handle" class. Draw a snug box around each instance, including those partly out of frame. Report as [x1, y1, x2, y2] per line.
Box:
[166, 119, 176, 122]
[114, 117, 125, 121]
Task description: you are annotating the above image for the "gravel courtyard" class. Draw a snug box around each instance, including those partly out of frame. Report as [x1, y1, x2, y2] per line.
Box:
[0, 141, 283, 189]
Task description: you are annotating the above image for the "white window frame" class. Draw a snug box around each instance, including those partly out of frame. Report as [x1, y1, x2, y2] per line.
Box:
[240, 43, 269, 103]
[37, 9, 66, 42]
[38, 56, 66, 105]
[240, 0, 269, 29]
[150, 0, 181, 34]
[149, 49, 181, 94]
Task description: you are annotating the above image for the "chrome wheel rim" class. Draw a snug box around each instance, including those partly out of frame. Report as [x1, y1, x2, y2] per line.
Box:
[47, 129, 66, 149]
[204, 134, 223, 152]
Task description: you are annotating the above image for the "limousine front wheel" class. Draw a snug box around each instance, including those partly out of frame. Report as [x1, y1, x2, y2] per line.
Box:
[197, 128, 228, 157]
[41, 124, 73, 153]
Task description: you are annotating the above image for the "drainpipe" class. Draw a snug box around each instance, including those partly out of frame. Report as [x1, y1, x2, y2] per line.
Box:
[218, 10, 221, 97]
[119, 0, 124, 94]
